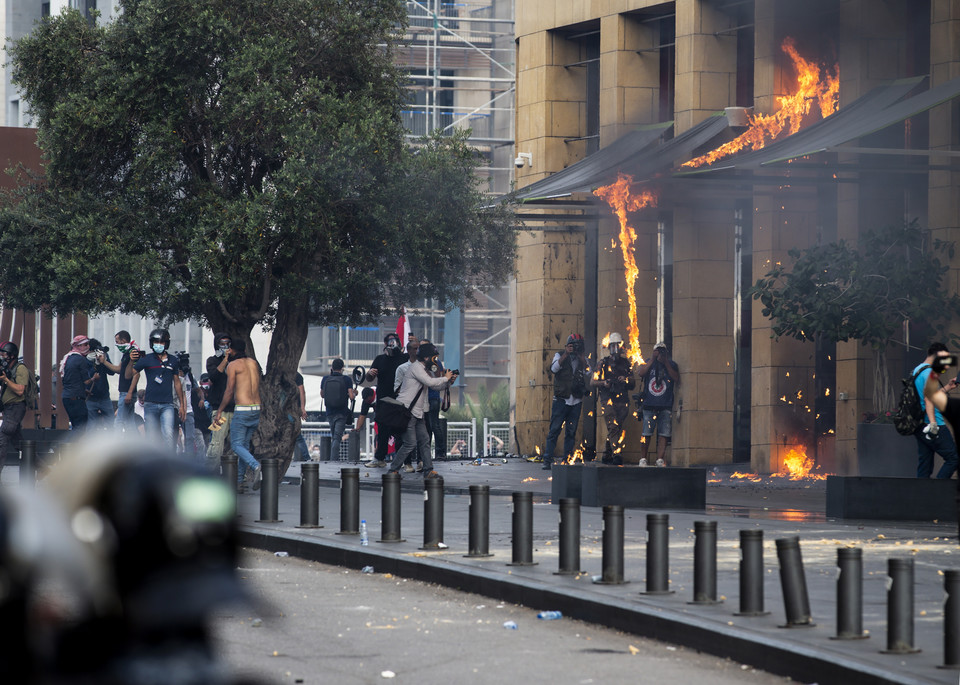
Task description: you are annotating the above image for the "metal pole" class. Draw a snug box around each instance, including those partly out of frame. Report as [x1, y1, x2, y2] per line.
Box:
[256, 458, 281, 523]
[337, 467, 360, 535]
[221, 454, 238, 515]
[594, 505, 625, 585]
[296, 462, 321, 529]
[690, 521, 720, 604]
[18, 439, 35, 488]
[643, 513, 672, 595]
[465, 484, 493, 558]
[942, 569, 960, 668]
[775, 536, 814, 627]
[834, 548, 867, 639]
[507, 491, 536, 566]
[555, 497, 580, 575]
[882, 558, 920, 654]
[736, 530, 768, 616]
[421, 476, 444, 549]
[379, 471, 405, 543]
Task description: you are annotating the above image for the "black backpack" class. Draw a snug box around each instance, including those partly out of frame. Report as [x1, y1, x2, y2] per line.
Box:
[324, 374, 350, 411]
[893, 365, 930, 436]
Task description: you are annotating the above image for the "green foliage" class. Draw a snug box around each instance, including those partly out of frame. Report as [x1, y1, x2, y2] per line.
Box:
[442, 382, 509, 422]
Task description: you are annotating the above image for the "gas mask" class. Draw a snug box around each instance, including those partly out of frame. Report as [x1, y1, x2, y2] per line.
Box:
[385, 338, 400, 355]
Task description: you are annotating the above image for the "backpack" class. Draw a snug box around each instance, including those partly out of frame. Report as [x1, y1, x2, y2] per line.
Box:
[9, 363, 39, 410]
[324, 374, 350, 411]
[893, 364, 930, 436]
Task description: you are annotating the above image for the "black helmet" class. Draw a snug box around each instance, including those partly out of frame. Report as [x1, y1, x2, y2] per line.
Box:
[0, 341, 18, 359]
[148, 328, 170, 351]
[417, 342, 439, 362]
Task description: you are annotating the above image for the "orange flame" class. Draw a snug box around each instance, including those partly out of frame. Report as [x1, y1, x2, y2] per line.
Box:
[593, 174, 657, 365]
[683, 38, 839, 168]
[772, 445, 827, 481]
[565, 447, 586, 465]
[521, 477, 538, 483]
[730, 471, 763, 483]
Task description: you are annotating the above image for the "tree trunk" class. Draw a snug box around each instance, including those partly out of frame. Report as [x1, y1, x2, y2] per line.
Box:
[251, 295, 309, 477]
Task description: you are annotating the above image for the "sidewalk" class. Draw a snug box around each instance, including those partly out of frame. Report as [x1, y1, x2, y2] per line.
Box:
[238, 458, 954, 685]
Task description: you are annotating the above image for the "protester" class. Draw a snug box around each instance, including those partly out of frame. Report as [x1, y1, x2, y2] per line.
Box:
[215, 339, 262, 491]
[0, 341, 29, 481]
[130, 328, 187, 449]
[913, 343, 959, 479]
[541, 333, 589, 470]
[107, 331, 138, 431]
[636, 341, 680, 467]
[82, 339, 114, 430]
[393, 340, 420, 471]
[322, 358, 355, 462]
[291, 372, 309, 462]
[592, 332, 635, 465]
[176, 361, 201, 460]
[60, 335, 93, 431]
[386, 343, 457, 478]
[193, 372, 213, 448]
[363, 332, 407, 467]
[420, 338, 448, 465]
[204, 333, 236, 470]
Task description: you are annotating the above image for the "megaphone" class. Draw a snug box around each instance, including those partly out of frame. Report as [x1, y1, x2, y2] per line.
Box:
[352, 366, 366, 385]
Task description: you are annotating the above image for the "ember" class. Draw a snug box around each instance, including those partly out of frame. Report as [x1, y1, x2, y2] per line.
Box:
[683, 38, 839, 168]
[521, 477, 538, 483]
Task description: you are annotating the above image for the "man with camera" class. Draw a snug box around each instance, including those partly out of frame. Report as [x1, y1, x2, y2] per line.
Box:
[636, 341, 680, 467]
[0, 342, 29, 480]
[130, 328, 187, 449]
[109, 331, 139, 431]
[592, 332, 635, 465]
[913, 343, 959, 479]
[204, 333, 236, 471]
[542, 333, 590, 470]
[60, 335, 94, 431]
[363, 332, 407, 468]
[83, 339, 115, 430]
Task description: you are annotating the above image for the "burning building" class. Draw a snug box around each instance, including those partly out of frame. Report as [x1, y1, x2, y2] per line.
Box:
[511, 0, 960, 476]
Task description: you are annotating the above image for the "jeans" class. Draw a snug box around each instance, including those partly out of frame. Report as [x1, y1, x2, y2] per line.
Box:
[916, 426, 960, 479]
[115, 397, 137, 431]
[427, 397, 445, 460]
[544, 397, 582, 464]
[86, 397, 114, 430]
[62, 396, 88, 431]
[144, 402, 177, 450]
[388, 415, 434, 473]
[0, 401, 25, 476]
[180, 413, 198, 461]
[328, 410, 349, 461]
[204, 410, 234, 471]
[230, 409, 260, 482]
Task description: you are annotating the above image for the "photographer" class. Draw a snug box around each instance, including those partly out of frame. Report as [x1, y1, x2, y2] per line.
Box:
[203, 333, 236, 471]
[84, 339, 115, 430]
[175, 353, 201, 461]
[913, 343, 959, 479]
[111, 330, 140, 431]
[541, 333, 590, 470]
[60, 335, 93, 431]
[592, 332, 635, 465]
[636, 341, 680, 467]
[363, 332, 407, 468]
[0, 342, 29, 481]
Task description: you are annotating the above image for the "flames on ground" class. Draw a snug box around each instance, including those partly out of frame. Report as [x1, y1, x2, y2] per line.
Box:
[709, 446, 829, 484]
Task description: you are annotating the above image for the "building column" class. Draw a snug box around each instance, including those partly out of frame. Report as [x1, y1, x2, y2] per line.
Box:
[598, 12, 660, 146]
[674, 0, 738, 132]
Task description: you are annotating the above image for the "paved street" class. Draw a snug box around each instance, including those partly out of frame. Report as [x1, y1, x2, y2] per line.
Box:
[213, 547, 799, 685]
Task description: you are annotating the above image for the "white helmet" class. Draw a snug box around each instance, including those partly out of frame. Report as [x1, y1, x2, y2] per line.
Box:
[607, 332, 623, 345]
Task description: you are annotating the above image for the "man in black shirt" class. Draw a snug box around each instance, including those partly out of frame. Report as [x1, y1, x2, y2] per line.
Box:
[204, 333, 237, 470]
[110, 330, 139, 432]
[363, 332, 407, 467]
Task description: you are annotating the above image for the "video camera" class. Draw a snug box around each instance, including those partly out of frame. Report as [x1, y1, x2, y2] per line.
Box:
[175, 351, 191, 375]
[933, 354, 957, 374]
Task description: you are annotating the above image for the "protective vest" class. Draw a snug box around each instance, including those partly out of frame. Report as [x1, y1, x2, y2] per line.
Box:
[552, 355, 585, 399]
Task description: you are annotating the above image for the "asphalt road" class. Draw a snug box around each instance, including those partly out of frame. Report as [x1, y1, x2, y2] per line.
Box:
[211, 548, 800, 685]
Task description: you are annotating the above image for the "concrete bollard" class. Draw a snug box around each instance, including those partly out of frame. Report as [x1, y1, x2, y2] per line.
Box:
[555, 497, 580, 575]
[594, 505, 625, 585]
[833, 547, 867, 639]
[421, 476, 445, 549]
[690, 521, 720, 604]
[379, 471, 404, 543]
[465, 485, 493, 558]
[336, 467, 360, 535]
[882, 558, 920, 654]
[507, 491, 537, 566]
[18, 439, 35, 488]
[736, 530, 768, 616]
[256, 458, 281, 523]
[296, 462, 321, 528]
[642, 513, 672, 595]
[775, 536, 814, 627]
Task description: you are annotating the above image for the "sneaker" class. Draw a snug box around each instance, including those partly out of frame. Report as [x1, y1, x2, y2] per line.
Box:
[638, 458, 648, 467]
[365, 460, 387, 468]
[403, 464, 415, 473]
[541, 462, 552, 470]
[415, 463, 424, 473]
[526, 455, 543, 463]
[424, 470, 441, 479]
[251, 465, 262, 491]
[655, 458, 666, 467]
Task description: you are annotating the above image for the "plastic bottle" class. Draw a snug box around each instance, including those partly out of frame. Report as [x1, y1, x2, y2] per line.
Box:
[502, 620, 518, 630]
[360, 519, 369, 546]
[537, 611, 562, 620]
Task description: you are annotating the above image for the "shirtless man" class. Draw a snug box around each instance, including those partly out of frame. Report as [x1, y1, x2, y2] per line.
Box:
[216, 339, 262, 491]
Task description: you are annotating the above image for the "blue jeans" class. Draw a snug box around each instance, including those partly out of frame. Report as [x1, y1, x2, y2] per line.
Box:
[144, 402, 177, 450]
[115, 396, 137, 431]
[328, 410, 349, 461]
[86, 397, 114, 430]
[916, 426, 960, 479]
[62, 396, 88, 431]
[180, 413, 198, 461]
[230, 409, 260, 481]
[388, 415, 434, 473]
[544, 397, 582, 464]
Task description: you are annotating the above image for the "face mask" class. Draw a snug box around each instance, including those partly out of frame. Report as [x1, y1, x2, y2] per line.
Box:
[117, 344, 129, 353]
[86, 352, 99, 362]
[386, 339, 398, 350]
[152, 343, 165, 355]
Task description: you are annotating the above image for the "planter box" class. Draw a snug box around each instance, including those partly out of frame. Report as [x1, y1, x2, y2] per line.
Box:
[550, 463, 585, 501]
[856, 422, 924, 477]
[580, 464, 706, 509]
[826, 475, 957, 522]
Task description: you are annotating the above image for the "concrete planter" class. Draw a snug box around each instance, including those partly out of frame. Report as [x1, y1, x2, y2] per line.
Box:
[856, 422, 916, 477]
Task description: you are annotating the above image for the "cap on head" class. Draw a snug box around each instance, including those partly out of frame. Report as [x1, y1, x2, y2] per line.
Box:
[567, 333, 584, 345]
[332, 358, 344, 371]
[72, 335, 90, 348]
[654, 341, 668, 351]
[607, 332, 623, 345]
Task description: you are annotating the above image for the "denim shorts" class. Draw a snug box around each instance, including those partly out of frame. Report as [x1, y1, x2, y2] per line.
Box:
[641, 408, 672, 438]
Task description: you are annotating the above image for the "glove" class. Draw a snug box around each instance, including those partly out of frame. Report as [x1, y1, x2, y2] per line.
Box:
[924, 423, 940, 437]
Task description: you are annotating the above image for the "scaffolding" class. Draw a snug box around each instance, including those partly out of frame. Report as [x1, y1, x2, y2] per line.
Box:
[396, 0, 516, 195]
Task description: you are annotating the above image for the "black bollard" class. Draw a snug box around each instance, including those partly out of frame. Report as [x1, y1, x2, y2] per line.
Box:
[942, 570, 960, 668]
[555, 497, 580, 575]
[642, 513, 672, 595]
[775, 536, 814, 627]
[336, 467, 360, 535]
[221, 454, 238, 515]
[256, 459, 281, 523]
[833, 548, 867, 639]
[507, 491, 537, 566]
[594, 505, 626, 584]
[882, 558, 920, 654]
[18, 439, 35, 488]
[736, 530, 768, 616]
[378, 471, 405, 543]
[421, 476, 445, 549]
[465, 485, 493, 558]
[347, 430, 361, 463]
[690, 521, 720, 604]
[296, 462, 322, 529]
